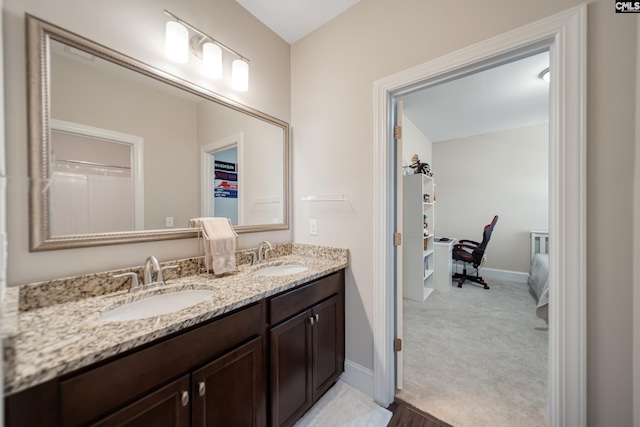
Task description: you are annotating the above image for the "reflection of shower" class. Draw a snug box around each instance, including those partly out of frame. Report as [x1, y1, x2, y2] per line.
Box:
[50, 122, 141, 235]
[51, 160, 133, 235]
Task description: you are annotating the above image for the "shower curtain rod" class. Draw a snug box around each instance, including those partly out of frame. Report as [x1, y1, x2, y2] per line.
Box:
[55, 159, 131, 170]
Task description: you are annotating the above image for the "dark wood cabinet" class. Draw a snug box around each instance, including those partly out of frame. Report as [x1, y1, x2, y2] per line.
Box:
[6, 302, 266, 427]
[192, 336, 264, 427]
[90, 337, 265, 427]
[91, 375, 191, 427]
[5, 269, 345, 427]
[311, 296, 342, 401]
[270, 309, 313, 426]
[269, 272, 345, 427]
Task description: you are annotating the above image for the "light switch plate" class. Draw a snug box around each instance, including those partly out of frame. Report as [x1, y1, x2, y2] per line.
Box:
[309, 219, 318, 236]
[166, 216, 174, 228]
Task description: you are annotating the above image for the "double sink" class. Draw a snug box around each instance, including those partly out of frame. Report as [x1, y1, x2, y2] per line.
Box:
[100, 262, 309, 322]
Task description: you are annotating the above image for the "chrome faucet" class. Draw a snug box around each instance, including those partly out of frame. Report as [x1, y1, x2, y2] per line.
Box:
[143, 256, 161, 286]
[143, 256, 179, 286]
[257, 241, 273, 263]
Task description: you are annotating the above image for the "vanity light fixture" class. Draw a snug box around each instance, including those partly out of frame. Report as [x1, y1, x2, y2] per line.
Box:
[164, 10, 250, 91]
[538, 67, 550, 83]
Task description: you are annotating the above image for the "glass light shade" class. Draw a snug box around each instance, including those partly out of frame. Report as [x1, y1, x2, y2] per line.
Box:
[232, 59, 249, 92]
[165, 21, 189, 63]
[202, 42, 223, 79]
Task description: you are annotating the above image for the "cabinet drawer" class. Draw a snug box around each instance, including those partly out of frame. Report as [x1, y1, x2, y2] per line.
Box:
[269, 271, 343, 326]
[60, 302, 264, 427]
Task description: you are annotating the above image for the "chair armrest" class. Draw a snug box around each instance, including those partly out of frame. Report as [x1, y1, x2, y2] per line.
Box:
[453, 242, 478, 251]
[457, 239, 480, 246]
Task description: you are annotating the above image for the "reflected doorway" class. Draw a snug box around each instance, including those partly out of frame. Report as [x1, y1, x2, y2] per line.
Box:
[201, 132, 244, 225]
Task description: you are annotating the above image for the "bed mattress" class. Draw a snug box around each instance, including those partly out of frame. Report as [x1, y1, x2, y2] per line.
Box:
[529, 252, 549, 320]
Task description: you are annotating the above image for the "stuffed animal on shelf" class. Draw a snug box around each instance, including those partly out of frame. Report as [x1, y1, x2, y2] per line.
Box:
[409, 154, 433, 177]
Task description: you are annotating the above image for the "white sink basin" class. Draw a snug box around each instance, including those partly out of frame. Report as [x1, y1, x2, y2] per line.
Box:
[253, 264, 309, 277]
[100, 289, 215, 322]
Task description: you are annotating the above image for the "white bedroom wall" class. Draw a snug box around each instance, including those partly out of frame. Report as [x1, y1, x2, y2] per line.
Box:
[402, 115, 432, 169]
[433, 124, 549, 274]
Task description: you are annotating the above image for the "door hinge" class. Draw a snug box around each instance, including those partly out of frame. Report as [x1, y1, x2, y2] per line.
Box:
[394, 125, 402, 140]
[394, 338, 402, 352]
[394, 232, 402, 246]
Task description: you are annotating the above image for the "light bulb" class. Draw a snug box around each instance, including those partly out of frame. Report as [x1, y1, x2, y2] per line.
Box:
[232, 59, 249, 92]
[165, 21, 189, 63]
[203, 42, 222, 79]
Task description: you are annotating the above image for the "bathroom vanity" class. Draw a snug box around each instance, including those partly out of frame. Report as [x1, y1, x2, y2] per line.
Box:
[3, 244, 347, 427]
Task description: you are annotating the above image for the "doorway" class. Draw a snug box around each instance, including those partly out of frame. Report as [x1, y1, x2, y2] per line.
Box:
[201, 132, 244, 225]
[394, 50, 550, 426]
[372, 6, 586, 426]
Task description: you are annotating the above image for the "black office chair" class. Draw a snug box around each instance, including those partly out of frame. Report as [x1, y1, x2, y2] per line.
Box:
[452, 215, 498, 289]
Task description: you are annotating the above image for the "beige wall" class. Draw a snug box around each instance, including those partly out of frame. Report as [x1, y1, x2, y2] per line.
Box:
[291, 0, 635, 423]
[433, 124, 549, 273]
[4, 0, 291, 286]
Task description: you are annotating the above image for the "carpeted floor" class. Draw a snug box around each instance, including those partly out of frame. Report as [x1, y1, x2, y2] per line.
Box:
[395, 278, 548, 427]
[294, 380, 392, 427]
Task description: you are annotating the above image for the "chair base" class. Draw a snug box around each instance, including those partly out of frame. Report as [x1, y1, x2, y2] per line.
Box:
[453, 268, 490, 290]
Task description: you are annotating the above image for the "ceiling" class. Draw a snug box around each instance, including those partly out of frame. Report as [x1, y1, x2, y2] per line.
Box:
[400, 51, 550, 142]
[234, 0, 361, 44]
[232, 2, 549, 143]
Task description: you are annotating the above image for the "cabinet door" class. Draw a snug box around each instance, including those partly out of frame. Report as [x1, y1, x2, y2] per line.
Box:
[90, 375, 190, 427]
[192, 336, 265, 427]
[270, 309, 313, 427]
[311, 295, 343, 401]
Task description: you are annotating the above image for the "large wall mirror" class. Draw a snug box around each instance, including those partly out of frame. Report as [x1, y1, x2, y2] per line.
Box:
[26, 15, 289, 251]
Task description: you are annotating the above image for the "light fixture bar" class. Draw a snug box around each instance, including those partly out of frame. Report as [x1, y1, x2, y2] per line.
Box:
[163, 10, 250, 63]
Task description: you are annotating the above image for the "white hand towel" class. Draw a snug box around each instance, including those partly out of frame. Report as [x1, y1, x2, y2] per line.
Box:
[191, 217, 238, 274]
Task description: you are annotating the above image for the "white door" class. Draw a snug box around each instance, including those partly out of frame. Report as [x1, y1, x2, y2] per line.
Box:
[395, 100, 404, 390]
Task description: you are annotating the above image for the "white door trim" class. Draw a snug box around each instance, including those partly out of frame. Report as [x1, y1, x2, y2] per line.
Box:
[372, 6, 586, 427]
[50, 119, 145, 230]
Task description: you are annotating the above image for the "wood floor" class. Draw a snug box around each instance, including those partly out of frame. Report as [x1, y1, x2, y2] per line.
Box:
[388, 399, 454, 427]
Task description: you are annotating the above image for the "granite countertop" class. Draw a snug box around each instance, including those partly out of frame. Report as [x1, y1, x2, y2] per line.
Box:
[3, 244, 348, 395]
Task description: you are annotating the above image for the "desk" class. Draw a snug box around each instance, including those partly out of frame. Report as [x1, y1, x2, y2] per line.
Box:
[434, 238, 456, 291]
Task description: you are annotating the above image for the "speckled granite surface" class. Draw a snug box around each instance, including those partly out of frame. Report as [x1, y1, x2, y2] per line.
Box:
[3, 243, 348, 395]
[17, 244, 295, 312]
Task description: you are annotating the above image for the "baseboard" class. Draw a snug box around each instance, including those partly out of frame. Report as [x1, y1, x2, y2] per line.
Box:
[452, 263, 529, 284]
[340, 359, 374, 398]
[480, 267, 529, 284]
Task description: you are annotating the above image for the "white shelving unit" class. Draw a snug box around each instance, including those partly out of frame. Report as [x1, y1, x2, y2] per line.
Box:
[403, 173, 435, 301]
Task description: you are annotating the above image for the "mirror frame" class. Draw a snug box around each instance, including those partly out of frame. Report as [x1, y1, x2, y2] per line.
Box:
[26, 14, 290, 251]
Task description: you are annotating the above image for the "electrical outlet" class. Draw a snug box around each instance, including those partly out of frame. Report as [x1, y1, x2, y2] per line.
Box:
[165, 216, 174, 228]
[309, 219, 318, 236]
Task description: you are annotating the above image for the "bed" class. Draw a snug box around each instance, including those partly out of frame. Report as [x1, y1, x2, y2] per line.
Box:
[528, 231, 549, 321]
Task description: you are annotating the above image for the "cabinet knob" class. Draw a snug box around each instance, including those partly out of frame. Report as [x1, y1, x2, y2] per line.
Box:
[314, 314, 320, 323]
[181, 391, 189, 407]
[198, 381, 206, 397]
[309, 316, 315, 325]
